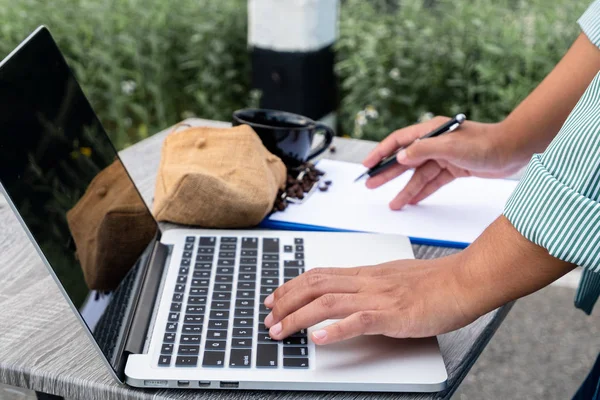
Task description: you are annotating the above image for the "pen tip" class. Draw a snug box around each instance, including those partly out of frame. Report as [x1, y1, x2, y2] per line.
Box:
[354, 172, 367, 182]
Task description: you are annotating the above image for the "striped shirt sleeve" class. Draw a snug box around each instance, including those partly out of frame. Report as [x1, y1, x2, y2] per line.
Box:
[503, 70, 600, 315]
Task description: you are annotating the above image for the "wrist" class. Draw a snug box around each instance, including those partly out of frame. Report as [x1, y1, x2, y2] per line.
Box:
[489, 119, 533, 173]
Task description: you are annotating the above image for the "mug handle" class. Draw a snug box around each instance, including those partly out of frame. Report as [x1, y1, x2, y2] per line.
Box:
[306, 123, 334, 162]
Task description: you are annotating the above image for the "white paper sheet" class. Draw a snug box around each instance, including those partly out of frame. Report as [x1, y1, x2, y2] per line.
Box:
[268, 159, 520, 246]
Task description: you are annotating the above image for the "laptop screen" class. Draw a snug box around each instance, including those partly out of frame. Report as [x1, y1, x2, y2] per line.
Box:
[0, 27, 159, 376]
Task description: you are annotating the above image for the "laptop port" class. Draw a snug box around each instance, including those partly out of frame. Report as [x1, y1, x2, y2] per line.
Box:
[198, 381, 211, 387]
[220, 381, 239, 388]
[177, 380, 190, 387]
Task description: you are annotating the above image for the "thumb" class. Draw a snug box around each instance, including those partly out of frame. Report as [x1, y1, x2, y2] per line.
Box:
[396, 136, 458, 167]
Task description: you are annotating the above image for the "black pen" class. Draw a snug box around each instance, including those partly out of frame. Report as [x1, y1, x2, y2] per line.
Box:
[354, 113, 466, 182]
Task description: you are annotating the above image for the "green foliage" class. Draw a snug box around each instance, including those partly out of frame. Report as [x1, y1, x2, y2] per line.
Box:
[336, 0, 588, 140]
[0, 0, 250, 149]
[0, 0, 588, 145]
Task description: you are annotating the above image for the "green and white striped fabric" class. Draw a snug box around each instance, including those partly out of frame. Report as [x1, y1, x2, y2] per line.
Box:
[504, 0, 600, 315]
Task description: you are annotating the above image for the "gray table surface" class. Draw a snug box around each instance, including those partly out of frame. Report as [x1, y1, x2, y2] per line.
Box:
[0, 118, 512, 400]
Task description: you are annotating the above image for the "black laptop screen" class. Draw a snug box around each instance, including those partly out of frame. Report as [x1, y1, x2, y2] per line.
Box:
[0, 28, 159, 375]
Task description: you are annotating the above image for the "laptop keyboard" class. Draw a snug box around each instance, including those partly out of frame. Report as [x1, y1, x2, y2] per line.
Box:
[158, 236, 309, 369]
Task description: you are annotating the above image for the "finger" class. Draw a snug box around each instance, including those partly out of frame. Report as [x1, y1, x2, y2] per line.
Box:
[265, 274, 364, 327]
[365, 163, 410, 189]
[397, 134, 460, 168]
[408, 169, 456, 205]
[389, 160, 442, 210]
[268, 294, 377, 340]
[264, 267, 362, 308]
[310, 311, 388, 345]
[362, 118, 446, 168]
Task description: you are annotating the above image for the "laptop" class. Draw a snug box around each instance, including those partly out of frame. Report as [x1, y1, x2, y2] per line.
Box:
[0, 26, 447, 392]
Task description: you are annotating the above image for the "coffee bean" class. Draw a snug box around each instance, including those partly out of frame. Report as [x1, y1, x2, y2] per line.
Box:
[318, 184, 328, 192]
[325, 180, 332, 186]
[329, 145, 336, 153]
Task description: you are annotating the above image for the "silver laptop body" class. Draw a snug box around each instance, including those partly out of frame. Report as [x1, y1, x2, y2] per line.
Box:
[0, 26, 447, 392]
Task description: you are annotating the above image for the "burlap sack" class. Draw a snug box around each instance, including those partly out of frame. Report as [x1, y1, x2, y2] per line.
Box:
[67, 160, 158, 291]
[153, 125, 286, 227]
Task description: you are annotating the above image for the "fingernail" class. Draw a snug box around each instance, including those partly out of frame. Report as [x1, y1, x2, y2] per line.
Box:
[264, 313, 274, 327]
[264, 294, 274, 307]
[396, 150, 407, 163]
[270, 322, 282, 336]
[312, 329, 327, 341]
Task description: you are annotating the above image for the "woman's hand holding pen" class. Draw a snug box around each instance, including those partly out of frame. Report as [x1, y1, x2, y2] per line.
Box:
[363, 117, 526, 210]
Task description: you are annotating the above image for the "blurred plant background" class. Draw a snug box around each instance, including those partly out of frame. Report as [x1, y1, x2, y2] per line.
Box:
[0, 0, 589, 146]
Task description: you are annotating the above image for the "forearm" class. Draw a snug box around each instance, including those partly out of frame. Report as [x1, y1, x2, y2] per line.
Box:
[497, 33, 600, 168]
[455, 216, 575, 318]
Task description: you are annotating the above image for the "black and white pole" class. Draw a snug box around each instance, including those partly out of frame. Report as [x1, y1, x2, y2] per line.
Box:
[248, 0, 338, 130]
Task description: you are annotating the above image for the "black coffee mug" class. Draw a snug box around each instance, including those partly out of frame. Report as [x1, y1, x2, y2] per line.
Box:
[232, 108, 334, 167]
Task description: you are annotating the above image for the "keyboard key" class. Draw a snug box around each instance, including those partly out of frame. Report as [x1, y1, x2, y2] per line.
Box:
[238, 273, 256, 282]
[291, 329, 308, 337]
[215, 275, 233, 283]
[217, 259, 234, 266]
[237, 281, 255, 290]
[180, 335, 201, 344]
[199, 237, 216, 247]
[196, 255, 213, 262]
[240, 257, 257, 265]
[193, 270, 211, 279]
[256, 344, 278, 368]
[231, 338, 252, 348]
[234, 318, 253, 327]
[262, 269, 279, 277]
[183, 251, 193, 258]
[239, 265, 257, 273]
[218, 251, 235, 259]
[168, 312, 179, 322]
[184, 315, 204, 324]
[295, 253, 304, 260]
[176, 356, 198, 367]
[217, 267, 234, 275]
[262, 238, 279, 254]
[220, 243, 236, 250]
[195, 263, 212, 270]
[242, 237, 258, 249]
[296, 245, 304, 252]
[180, 259, 191, 267]
[284, 260, 304, 267]
[174, 284, 185, 293]
[284, 358, 309, 368]
[166, 322, 178, 332]
[233, 328, 253, 337]
[186, 236, 195, 243]
[189, 287, 208, 296]
[236, 290, 254, 299]
[164, 333, 175, 343]
[229, 349, 252, 368]
[241, 250, 257, 257]
[257, 333, 277, 343]
[178, 345, 200, 355]
[283, 347, 309, 357]
[284, 268, 303, 278]
[261, 278, 279, 287]
[176, 276, 187, 284]
[294, 238, 303, 244]
[211, 301, 230, 310]
[284, 337, 308, 346]
[260, 286, 275, 295]
[209, 310, 230, 320]
[184, 243, 194, 251]
[262, 254, 279, 261]
[182, 324, 203, 334]
[213, 292, 231, 301]
[202, 351, 225, 367]
[191, 279, 209, 287]
[179, 266, 189, 275]
[186, 305, 205, 314]
[188, 296, 207, 305]
[206, 340, 227, 350]
[235, 308, 253, 317]
[262, 262, 279, 269]
[158, 355, 171, 366]
[198, 247, 215, 254]
[161, 343, 174, 354]
[208, 320, 229, 330]
[284, 245, 293, 253]
[259, 303, 270, 313]
[172, 293, 183, 302]
[213, 283, 232, 292]
[221, 237, 237, 243]
[236, 299, 254, 308]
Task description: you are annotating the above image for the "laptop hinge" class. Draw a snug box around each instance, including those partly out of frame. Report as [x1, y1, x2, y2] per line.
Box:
[124, 240, 169, 355]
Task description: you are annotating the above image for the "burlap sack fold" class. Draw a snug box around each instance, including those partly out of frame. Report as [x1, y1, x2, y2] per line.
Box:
[153, 124, 286, 228]
[67, 160, 158, 291]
